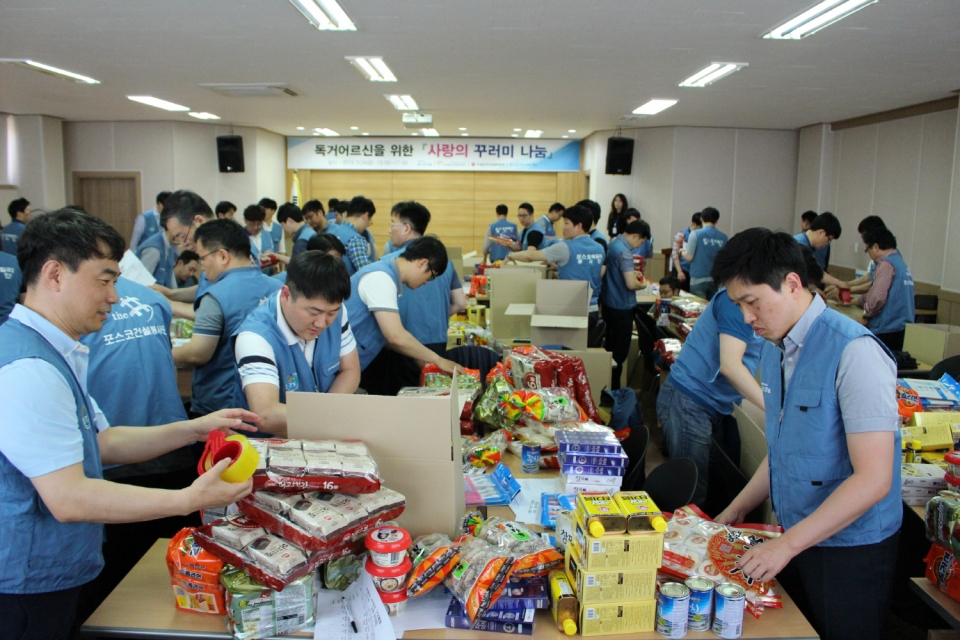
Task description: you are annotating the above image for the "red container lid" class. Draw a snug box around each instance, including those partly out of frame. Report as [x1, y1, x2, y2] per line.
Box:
[379, 589, 408, 604]
[945, 473, 960, 487]
[365, 555, 411, 578]
[365, 526, 412, 554]
[945, 451, 960, 466]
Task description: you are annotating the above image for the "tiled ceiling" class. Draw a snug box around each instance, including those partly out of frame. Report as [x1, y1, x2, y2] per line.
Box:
[0, 0, 957, 138]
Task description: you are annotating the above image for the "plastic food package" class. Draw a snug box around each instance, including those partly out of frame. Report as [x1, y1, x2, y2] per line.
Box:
[462, 430, 508, 468]
[507, 347, 601, 423]
[473, 374, 516, 430]
[420, 364, 482, 389]
[325, 554, 364, 591]
[444, 535, 516, 624]
[659, 505, 782, 618]
[252, 439, 380, 494]
[407, 534, 462, 597]
[469, 275, 488, 298]
[475, 517, 564, 578]
[501, 388, 586, 423]
[925, 543, 960, 603]
[669, 298, 706, 318]
[926, 491, 960, 555]
[222, 566, 316, 639]
[166, 528, 226, 614]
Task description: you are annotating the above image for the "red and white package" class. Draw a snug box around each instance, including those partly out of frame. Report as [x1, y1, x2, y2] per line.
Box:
[253, 439, 381, 494]
[925, 543, 960, 602]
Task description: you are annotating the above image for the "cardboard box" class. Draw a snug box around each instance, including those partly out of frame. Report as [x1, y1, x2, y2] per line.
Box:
[445, 246, 465, 282]
[566, 541, 657, 604]
[506, 280, 590, 350]
[579, 599, 657, 636]
[573, 513, 663, 570]
[287, 381, 465, 540]
[908, 412, 960, 429]
[901, 463, 947, 488]
[489, 269, 542, 340]
[901, 425, 954, 451]
[904, 324, 960, 368]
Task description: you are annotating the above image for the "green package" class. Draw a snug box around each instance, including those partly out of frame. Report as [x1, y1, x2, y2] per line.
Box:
[324, 554, 364, 591]
[221, 566, 316, 640]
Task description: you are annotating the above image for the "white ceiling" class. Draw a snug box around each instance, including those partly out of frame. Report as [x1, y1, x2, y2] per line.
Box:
[0, 0, 958, 138]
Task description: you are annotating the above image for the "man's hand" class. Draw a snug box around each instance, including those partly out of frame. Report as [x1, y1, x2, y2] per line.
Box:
[435, 358, 459, 375]
[151, 284, 174, 297]
[823, 285, 840, 302]
[506, 240, 521, 252]
[715, 504, 746, 526]
[184, 458, 253, 511]
[735, 535, 798, 584]
[505, 253, 516, 262]
[677, 270, 687, 282]
[189, 409, 261, 441]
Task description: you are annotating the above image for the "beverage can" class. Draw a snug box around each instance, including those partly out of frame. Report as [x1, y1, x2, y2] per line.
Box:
[685, 577, 715, 632]
[712, 583, 746, 638]
[656, 582, 690, 638]
[521, 442, 541, 474]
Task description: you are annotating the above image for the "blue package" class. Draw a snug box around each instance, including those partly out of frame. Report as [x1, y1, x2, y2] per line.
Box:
[555, 430, 622, 454]
[540, 493, 577, 528]
[558, 459, 626, 476]
[446, 598, 535, 633]
[464, 462, 522, 506]
[559, 451, 629, 467]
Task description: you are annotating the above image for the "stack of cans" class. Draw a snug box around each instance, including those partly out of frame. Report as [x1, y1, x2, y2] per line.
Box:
[656, 578, 746, 638]
[555, 431, 628, 495]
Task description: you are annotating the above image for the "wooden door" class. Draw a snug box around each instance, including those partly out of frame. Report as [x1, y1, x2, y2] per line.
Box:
[72, 172, 142, 245]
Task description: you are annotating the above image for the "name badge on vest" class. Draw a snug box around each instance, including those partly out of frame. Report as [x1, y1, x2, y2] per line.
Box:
[285, 372, 299, 391]
[81, 405, 92, 430]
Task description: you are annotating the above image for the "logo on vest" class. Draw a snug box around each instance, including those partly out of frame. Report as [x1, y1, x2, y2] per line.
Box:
[761, 382, 771, 395]
[285, 373, 299, 391]
[113, 296, 155, 322]
[81, 405, 92, 430]
[0, 266, 14, 280]
[575, 252, 604, 265]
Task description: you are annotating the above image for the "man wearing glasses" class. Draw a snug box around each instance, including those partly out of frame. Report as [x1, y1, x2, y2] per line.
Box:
[136, 217, 180, 289]
[507, 203, 545, 251]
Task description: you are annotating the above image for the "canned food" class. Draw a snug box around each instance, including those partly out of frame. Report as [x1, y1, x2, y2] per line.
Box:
[685, 576, 715, 632]
[521, 442, 541, 474]
[656, 582, 690, 638]
[712, 583, 746, 639]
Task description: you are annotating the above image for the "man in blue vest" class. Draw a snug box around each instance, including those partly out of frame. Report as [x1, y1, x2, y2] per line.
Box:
[130, 191, 171, 251]
[0, 209, 258, 636]
[835, 216, 888, 297]
[235, 252, 359, 436]
[601, 219, 650, 388]
[682, 206, 727, 301]
[302, 199, 328, 234]
[242, 204, 275, 258]
[577, 199, 609, 253]
[258, 198, 285, 255]
[327, 196, 376, 275]
[326, 198, 340, 223]
[671, 212, 702, 290]
[622, 208, 653, 260]
[713, 228, 900, 640]
[173, 250, 200, 289]
[538, 202, 565, 239]
[272, 234, 346, 285]
[215, 200, 237, 220]
[278, 202, 316, 258]
[0, 251, 22, 325]
[136, 221, 180, 288]
[173, 219, 282, 416]
[483, 204, 519, 264]
[507, 202, 546, 251]
[2, 198, 31, 255]
[853, 226, 915, 351]
[793, 211, 840, 272]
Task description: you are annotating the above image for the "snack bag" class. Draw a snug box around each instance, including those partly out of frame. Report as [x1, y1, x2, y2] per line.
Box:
[462, 430, 508, 468]
[926, 543, 960, 602]
[485, 363, 514, 387]
[420, 363, 482, 389]
[407, 533, 462, 597]
[324, 554, 364, 591]
[254, 438, 381, 494]
[469, 275, 488, 298]
[473, 373, 515, 430]
[222, 565, 316, 639]
[476, 517, 564, 578]
[166, 528, 226, 614]
[444, 536, 516, 624]
[926, 491, 960, 552]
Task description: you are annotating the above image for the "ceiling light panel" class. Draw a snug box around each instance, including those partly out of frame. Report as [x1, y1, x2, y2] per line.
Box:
[188, 112, 220, 120]
[524, 130, 543, 138]
[347, 57, 397, 82]
[127, 95, 190, 111]
[314, 127, 340, 136]
[763, 0, 876, 39]
[385, 94, 418, 110]
[633, 99, 677, 115]
[0, 59, 101, 84]
[679, 62, 748, 88]
[288, 0, 356, 31]
[421, 128, 440, 137]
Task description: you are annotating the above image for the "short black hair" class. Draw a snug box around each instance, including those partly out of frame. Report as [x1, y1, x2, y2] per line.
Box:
[8, 198, 29, 219]
[286, 251, 351, 303]
[701, 207, 720, 224]
[862, 226, 897, 251]
[691, 212, 702, 226]
[161, 190, 213, 228]
[401, 236, 448, 276]
[711, 228, 808, 291]
[215, 201, 236, 216]
[659, 275, 681, 291]
[302, 199, 325, 214]
[576, 200, 601, 225]
[176, 249, 200, 265]
[810, 212, 841, 239]
[549, 202, 565, 213]
[624, 207, 641, 222]
[562, 205, 592, 232]
[307, 233, 347, 256]
[391, 201, 431, 236]
[156, 191, 172, 206]
[519, 202, 534, 215]
[858, 215, 885, 234]
[258, 198, 278, 211]
[243, 204, 265, 222]
[624, 219, 650, 240]
[335, 200, 349, 214]
[18, 208, 125, 287]
[496, 204, 508, 216]
[800, 210, 818, 224]
[193, 218, 252, 259]
[347, 196, 375, 218]
[800, 246, 824, 290]
[328, 198, 339, 209]
[276, 202, 303, 224]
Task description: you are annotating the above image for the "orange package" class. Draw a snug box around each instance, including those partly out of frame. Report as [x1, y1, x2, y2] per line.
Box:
[167, 528, 226, 614]
[406, 534, 462, 597]
[170, 575, 226, 615]
[926, 543, 960, 602]
[475, 518, 563, 578]
[444, 536, 516, 624]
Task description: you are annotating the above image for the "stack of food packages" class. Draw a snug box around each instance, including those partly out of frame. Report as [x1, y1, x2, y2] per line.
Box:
[447, 320, 493, 349]
[168, 438, 407, 640]
[895, 379, 960, 505]
[652, 339, 683, 372]
[397, 365, 483, 436]
[170, 318, 194, 339]
[665, 298, 706, 339]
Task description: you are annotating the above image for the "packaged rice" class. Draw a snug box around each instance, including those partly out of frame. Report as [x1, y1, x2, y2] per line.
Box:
[212, 515, 267, 551]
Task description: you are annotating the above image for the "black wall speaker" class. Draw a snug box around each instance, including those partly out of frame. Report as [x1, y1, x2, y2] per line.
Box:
[605, 136, 634, 175]
[216, 135, 245, 173]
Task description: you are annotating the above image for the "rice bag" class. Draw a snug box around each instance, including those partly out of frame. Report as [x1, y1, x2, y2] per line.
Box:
[444, 536, 516, 624]
[406, 533, 462, 597]
[475, 518, 563, 578]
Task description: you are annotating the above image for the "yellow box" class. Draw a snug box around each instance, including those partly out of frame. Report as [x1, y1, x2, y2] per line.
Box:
[466, 305, 486, 327]
[566, 541, 657, 604]
[908, 412, 960, 429]
[901, 424, 954, 451]
[579, 599, 656, 636]
[574, 513, 663, 570]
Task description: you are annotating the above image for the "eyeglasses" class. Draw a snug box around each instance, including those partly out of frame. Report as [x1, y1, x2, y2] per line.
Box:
[428, 270, 439, 282]
[389, 221, 409, 230]
[198, 248, 223, 262]
[517, 213, 532, 218]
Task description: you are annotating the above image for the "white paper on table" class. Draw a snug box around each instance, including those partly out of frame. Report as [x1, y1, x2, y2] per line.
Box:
[509, 478, 560, 525]
[118, 250, 157, 287]
[314, 571, 395, 640]
[390, 588, 451, 639]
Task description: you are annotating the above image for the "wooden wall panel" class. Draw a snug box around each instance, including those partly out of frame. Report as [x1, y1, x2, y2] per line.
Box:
[310, 170, 394, 203]
[393, 172, 475, 201]
[475, 173, 558, 202]
[557, 172, 583, 205]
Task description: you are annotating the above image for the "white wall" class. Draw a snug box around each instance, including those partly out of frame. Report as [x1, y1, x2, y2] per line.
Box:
[63, 121, 286, 214]
[940, 113, 960, 292]
[0, 114, 66, 225]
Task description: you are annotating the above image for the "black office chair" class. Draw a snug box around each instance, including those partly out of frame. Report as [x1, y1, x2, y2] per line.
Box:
[620, 424, 650, 492]
[931, 355, 960, 382]
[446, 346, 502, 388]
[644, 457, 698, 514]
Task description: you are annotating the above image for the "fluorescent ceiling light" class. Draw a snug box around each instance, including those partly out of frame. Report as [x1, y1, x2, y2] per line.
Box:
[411, 132, 419, 136]
[679, 62, 748, 88]
[288, 0, 356, 31]
[513, 128, 522, 132]
[568, 129, 577, 133]
[633, 99, 677, 115]
[314, 127, 340, 136]
[524, 130, 543, 138]
[346, 57, 397, 82]
[0, 59, 100, 84]
[562, 135, 569, 139]
[461, 133, 469, 137]
[188, 112, 220, 120]
[511, 134, 519, 138]
[458, 127, 467, 131]
[421, 128, 440, 137]
[385, 94, 418, 110]
[763, 0, 876, 39]
[297, 126, 305, 130]
[362, 132, 370, 136]
[127, 95, 190, 111]
[350, 126, 359, 130]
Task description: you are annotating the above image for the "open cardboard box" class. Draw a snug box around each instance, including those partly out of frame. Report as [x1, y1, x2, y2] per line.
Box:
[904, 324, 960, 368]
[505, 280, 590, 350]
[287, 381, 465, 540]
[488, 268, 543, 340]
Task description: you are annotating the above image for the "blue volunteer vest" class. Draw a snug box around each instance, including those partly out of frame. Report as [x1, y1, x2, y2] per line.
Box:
[386, 247, 458, 345]
[668, 292, 763, 416]
[137, 231, 177, 288]
[761, 307, 901, 546]
[268, 222, 283, 251]
[291, 224, 316, 258]
[634, 238, 653, 260]
[273, 271, 288, 284]
[250, 228, 274, 256]
[0, 319, 105, 593]
[521, 220, 547, 250]
[327, 222, 363, 275]
[0, 252, 22, 325]
[141, 209, 160, 241]
[814, 243, 830, 270]
[793, 231, 812, 250]
[679, 228, 691, 272]
[345, 258, 401, 370]
[557, 235, 605, 307]
[488, 220, 518, 262]
[601, 236, 636, 310]
[364, 229, 377, 261]
[2, 220, 26, 255]
[537, 215, 555, 237]
[868, 261, 876, 283]
[689, 225, 728, 279]
[868, 250, 914, 335]
[234, 292, 343, 404]
[191, 266, 283, 414]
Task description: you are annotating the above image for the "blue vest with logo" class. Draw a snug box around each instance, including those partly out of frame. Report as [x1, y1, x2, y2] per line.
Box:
[234, 292, 342, 405]
[633, 237, 653, 260]
[363, 230, 377, 261]
[868, 250, 914, 336]
[250, 228, 274, 257]
[537, 215, 555, 237]
[386, 247, 457, 345]
[558, 235, 605, 307]
[0, 319, 105, 593]
[137, 231, 177, 288]
[268, 222, 283, 251]
[0, 252, 22, 325]
[141, 209, 160, 241]
[679, 228, 691, 272]
[291, 225, 316, 258]
[601, 236, 636, 310]
[488, 220, 518, 262]
[668, 292, 763, 416]
[345, 258, 401, 370]
[2, 220, 26, 255]
[327, 222, 363, 275]
[761, 307, 901, 545]
[522, 220, 547, 250]
[191, 267, 282, 414]
[689, 225, 728, 279]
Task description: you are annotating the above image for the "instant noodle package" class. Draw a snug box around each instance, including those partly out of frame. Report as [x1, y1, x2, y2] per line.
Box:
[166, 528, 227, 614]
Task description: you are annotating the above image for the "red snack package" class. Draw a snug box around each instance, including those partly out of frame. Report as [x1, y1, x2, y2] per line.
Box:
[926, 543, 960, 602]
[566, 355, 602, 423]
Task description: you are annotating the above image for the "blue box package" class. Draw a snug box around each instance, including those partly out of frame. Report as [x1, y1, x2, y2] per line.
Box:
[540, 493, 577, 528]
[446, 598, 535, 634]
[559, 451, 629, 467]
[555, 430, 622, 454]
[558, 460, 626, 477]
[463, 463, 522, 506]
